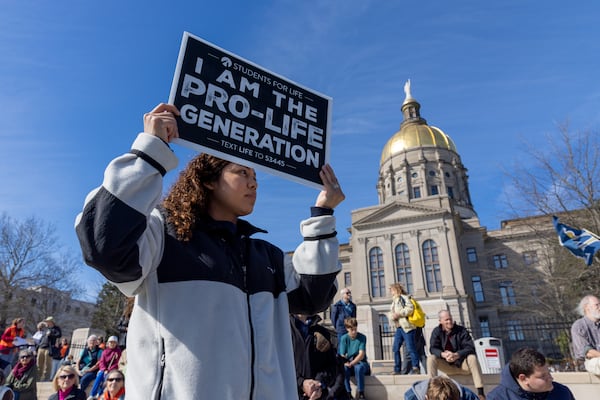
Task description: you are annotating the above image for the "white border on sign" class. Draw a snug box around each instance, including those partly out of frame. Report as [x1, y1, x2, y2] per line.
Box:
[168, 31, 332, 190]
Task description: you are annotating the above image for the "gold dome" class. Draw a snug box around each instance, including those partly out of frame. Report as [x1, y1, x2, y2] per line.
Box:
[380, 80, 457, 165]
[380, 124, 457, 165]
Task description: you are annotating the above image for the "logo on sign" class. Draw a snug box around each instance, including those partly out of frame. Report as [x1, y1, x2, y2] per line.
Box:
[485, 349, 498, 357]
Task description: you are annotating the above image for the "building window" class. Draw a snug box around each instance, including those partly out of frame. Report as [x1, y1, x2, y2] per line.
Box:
[52, 302, 58, 313]
[423, 239, 442, 292]
[500, 281, 516, 305]
[379, 314, 393, 334]
[507, 320, 525, 341]
[479, 316, 491, 337]
[413, 187, 421, 199]
[447, 186, 454, 199]
[84, 309, 89, 317]
[30, 298, 37, 306]
[369, 247, 386, 298]
[523, 251, 538, 265]
[344, 272, 352, 287]
[493, 254, 508, 269]
[430, 185, 439, 195]
[411, 172, 418, 178]
[429, 171, 436, 176]
[466, 247, 477, 263]
[65, 305, 71, 313]
[472, 276, 485, 302]
[395, 243, 413, 294]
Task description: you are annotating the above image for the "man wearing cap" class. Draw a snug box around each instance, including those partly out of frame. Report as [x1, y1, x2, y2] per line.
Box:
[36, 316, 62, 381]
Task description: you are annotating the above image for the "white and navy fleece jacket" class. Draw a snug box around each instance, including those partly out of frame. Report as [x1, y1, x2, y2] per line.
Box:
[75, 133, 341, 400]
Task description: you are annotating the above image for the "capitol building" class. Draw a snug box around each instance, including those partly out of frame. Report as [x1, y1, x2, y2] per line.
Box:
[333, 81, 563, 362]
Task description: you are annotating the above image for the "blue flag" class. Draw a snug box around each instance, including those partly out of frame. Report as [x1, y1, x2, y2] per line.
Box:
[552, 216, 600, 266]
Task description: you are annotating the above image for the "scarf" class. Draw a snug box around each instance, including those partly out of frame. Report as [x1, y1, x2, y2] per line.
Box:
[103, 387, 125, 400]
[58, 386, 73, 400]
[12, 358, 34, 379]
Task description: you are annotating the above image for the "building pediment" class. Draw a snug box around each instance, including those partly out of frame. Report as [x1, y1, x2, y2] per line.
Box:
[352, 201, 448, 230]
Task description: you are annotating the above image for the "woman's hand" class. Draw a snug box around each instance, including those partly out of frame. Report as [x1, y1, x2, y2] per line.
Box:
[143, 103, 180, 143]
[315, 164, 345, 209]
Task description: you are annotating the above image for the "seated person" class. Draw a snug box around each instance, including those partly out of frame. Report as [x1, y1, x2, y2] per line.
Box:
[100, 369, 125, 400]
[289, 314, 348, 400]
[427, 310, 485, 400]
[571, 294, 600, 375]
[338, 318, 370, 400]
[5, 349, 37, 400]
[77, 335, 102, 393]
[88, 336, 122, 399]
[487, 348, 574, 400]
[405, 376, 480, 400]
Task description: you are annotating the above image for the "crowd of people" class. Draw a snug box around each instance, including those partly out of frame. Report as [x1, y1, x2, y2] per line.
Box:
[0, 290, 596, 400]
[0, 317, 126, 400]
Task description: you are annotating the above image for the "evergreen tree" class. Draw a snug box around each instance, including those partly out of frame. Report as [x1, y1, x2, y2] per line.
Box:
[91, 282, 127, 337]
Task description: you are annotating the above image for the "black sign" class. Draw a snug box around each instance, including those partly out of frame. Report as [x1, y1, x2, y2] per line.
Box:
[169, 32, 332, 188]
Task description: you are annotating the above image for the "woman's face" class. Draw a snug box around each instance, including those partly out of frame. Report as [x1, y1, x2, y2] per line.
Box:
[16, 320, 25, 328]
[206, 163, 257, 223]
[57, 370, 76, 391]
[106, 372, 124, 394]
[19, 353, 32, 366]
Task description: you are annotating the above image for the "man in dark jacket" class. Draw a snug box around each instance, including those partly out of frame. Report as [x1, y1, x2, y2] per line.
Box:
[331, 288, 356, 341]
[290, 315, 348, 400]
[427, 310, 485, 400]
[487, 348, 574, 400]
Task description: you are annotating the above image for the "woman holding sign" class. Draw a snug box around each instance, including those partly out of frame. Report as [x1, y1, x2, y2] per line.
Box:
[75, 103, 345, 399]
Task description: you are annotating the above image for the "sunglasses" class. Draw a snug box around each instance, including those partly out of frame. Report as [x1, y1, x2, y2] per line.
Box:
[20, 355, 32, 359]
[107, 377, 124, 382]
[59, 374, 75, 380]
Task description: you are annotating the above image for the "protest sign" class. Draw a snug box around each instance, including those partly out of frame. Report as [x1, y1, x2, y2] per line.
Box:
[169, 32, 332, 188]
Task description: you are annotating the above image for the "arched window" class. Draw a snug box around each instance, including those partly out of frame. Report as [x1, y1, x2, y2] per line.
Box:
[369, 247, 386, 298]
[394, 243, 413, 294]
[423, 239, 442, 292]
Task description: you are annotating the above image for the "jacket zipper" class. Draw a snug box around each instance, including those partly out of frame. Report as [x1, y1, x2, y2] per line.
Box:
[240, 235, 255, 400]
[154, 338, 166, 400]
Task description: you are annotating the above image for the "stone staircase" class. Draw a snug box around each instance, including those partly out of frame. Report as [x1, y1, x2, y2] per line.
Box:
[35, 371, 600, 399]
[36, 382, 54, 399]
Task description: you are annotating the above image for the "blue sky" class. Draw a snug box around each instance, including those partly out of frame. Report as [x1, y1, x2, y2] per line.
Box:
[2, 1, 600, 301]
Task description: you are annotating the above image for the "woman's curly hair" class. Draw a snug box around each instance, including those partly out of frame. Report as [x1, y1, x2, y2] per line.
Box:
[162, 153, 230, 242]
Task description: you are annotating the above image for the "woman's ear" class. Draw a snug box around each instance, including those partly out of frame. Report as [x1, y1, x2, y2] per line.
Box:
[203, 181, 215, 190]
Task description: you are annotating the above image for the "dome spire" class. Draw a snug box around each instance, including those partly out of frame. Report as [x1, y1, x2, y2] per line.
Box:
[400, 79, 425, 125]
[403, 79, 414, 103]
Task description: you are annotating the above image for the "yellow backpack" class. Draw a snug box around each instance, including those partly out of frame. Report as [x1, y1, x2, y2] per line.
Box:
[408, 297, 426, 328]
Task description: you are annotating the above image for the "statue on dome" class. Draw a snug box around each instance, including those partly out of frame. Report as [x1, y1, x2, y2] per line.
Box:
[404, 79, 412, 99]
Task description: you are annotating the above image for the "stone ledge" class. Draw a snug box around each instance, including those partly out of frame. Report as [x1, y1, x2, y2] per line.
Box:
[36, 372, 600, 400]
